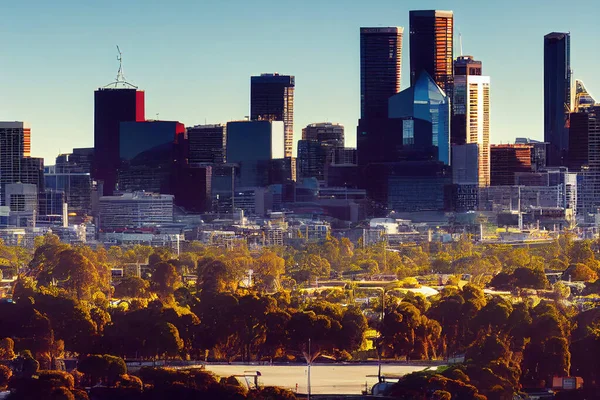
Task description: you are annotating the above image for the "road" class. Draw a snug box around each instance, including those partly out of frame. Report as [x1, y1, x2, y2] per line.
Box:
[201, 364, 430, 394]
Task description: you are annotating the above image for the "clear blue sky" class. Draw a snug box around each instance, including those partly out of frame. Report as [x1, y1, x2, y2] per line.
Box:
[0, 0, 598, 163]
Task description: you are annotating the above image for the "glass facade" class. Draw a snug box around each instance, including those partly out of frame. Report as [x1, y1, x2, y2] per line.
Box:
[544, 32, 571, 166]
[388, 71, 451, 165]
[409, 10, 454, 99]
[187, 124, 227, 164]
[118, 121, 185, 194]
[302, 122, 345, 148]
[226, 121, 284, 188]
[44, 172, 92, 215]
[359, 27, 403, 119]
[250, 74, 295, 158]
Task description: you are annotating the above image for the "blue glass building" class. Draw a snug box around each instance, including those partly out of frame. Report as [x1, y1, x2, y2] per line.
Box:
[118, 121, 185, 194]
[388, 71, 451, 165]
[226, 120, 284, 188]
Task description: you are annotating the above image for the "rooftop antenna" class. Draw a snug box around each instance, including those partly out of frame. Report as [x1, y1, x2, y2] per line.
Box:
[105, 45, 138, 89]
[459, 32, 463, 57]
[116, 45, 125, 83]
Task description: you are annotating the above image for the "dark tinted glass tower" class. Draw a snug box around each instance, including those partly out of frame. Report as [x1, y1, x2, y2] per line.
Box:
[359, 27, 403, 119]
[409, 10, 454, 97]
[250, 73, 295, 158]
[94, 88, 145, 195]
[0, 122, 32, 206]
[544, 32, 571, 166]
[118, 121, 185, 194]
[187, 124, 227, 164]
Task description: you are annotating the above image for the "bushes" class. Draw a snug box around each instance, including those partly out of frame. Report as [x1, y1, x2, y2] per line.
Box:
[78, 354, 127, 386]
[37, 370, 75, 389]
[0, 364, 11, 389]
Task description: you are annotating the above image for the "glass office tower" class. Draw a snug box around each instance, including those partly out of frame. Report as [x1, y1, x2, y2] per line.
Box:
[250, 74, 295, 158]
[544, 32, 571, 166]
[359, 27, 403, 119]
[409, 10, 454, 98]
[388, 71, 451, 165]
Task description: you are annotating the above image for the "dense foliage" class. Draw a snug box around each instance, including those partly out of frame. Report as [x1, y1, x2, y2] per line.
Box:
[0, 232, 599, 398]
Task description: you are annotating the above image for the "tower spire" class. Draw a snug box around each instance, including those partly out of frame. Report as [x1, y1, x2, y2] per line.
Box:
[104, 45, 137, 89]
[116, 45, 125, 83]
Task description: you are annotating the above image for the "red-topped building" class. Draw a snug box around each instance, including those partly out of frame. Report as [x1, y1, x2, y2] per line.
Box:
[93, 87, 145, 195]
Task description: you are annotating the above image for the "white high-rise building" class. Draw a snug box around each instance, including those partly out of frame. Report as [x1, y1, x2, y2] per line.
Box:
[453, 56, 490, 187]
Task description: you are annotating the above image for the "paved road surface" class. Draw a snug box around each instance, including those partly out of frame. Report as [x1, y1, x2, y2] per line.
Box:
[202, 364, 429, 394]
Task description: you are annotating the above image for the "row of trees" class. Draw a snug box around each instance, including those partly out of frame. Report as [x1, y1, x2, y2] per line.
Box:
[4, 231, 600, 399]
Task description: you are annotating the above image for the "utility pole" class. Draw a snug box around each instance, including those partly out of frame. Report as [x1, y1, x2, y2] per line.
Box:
[307, 338, 312, 400]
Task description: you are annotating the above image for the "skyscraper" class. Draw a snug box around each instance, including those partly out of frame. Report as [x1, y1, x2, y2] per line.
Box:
[226, 120, 285, 187]
[250, 73, 295, 158]
[573, 104, 600, 217]
[544, 32, 571, 166]
[302, 122, 345, 148]
[359, 27, 403, 119]
[409, 10, 454, 97]
[388, 71, 451, 165]
[94, 87, 145, 195]
[187, 124, 227, 164]
[0, 122, 32, 206]
[118, 120, 185, 194]
[453, 55, 490, 186]
[490, 144, 533, 186]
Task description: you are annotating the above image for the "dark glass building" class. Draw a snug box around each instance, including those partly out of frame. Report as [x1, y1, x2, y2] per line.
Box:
[569, 111, 590, 171]
[269, 158, 296, 185]
[544, 32, 571, 166]
[21, 157, 45, 193]
[175, 165, 212, 213]
[359, 27, 403, 119]
[226, 121, 284, 188]
[94, 88, 145, 195]
[56, 148, 94, 174]
[187, 124, 226, 164]
[0, 122, 32, 206]
[118, 121, 185, 194]
[409, 10, 454, 97]
[298, 140, 329, 181]
[490, 144, 533, 186]
[302, 122, 345, 148]
[38, 190, 66, 217]
[44, 170, 92, 217]
[250, 74, 295, 158]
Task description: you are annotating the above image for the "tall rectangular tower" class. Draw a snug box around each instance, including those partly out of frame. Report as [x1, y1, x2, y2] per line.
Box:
[359, 27, 403, 119]
[0, 122, 32, 205]
[250, 73, 295, 158]
[544, 32, 571, 166]
[453, 56, 490, 187]
[409, 10, 454, 97]
[94, 87, 145, 196]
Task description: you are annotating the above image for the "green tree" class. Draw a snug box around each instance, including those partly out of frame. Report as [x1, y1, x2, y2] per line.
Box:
[114, 276, 150, 298]
[0, 337, 15, 359]
[564, 263, 598, 282]
[0, 364, 11, 389]
[150, 262, 180, 299]
[254, 250, 285, 290]
[52, 249, 101, 300]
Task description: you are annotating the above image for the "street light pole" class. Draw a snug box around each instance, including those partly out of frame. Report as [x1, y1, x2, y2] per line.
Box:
[307, 338, 311, 400]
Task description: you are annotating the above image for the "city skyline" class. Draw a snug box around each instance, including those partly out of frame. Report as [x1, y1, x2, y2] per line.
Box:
[1, 0, 599, 163]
